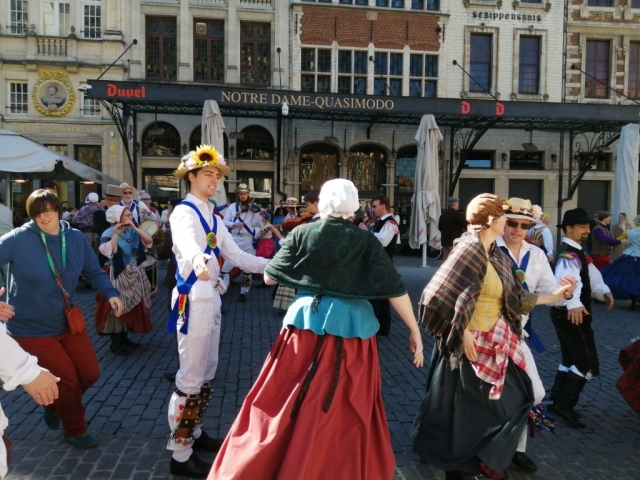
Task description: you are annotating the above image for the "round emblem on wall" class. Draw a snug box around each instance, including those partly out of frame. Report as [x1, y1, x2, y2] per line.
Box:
[32, 71, 76, 117]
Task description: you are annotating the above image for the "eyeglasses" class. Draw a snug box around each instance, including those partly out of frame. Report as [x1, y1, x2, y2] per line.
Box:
[123, 191, 133, 195]
[506, 219, 532, 230]
[40, 208, 56, 216]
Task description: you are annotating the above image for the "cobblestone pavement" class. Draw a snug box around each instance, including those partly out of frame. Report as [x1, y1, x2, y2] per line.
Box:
[2, 256, 639, 479]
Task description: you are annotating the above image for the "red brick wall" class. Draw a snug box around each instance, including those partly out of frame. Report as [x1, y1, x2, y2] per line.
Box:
[300, 7, 440, 52]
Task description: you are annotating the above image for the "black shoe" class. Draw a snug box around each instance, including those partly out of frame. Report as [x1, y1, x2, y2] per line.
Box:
[238, 293, 247, 303]
[164, 372, 176, 382]
[170, 452, 212, 478]
[110, 343, 129, 355]
[193, 431, 224, 453]
[512, 452, 538, 472]
[121, 335, 140, 349]
[553, 405, 586, 429]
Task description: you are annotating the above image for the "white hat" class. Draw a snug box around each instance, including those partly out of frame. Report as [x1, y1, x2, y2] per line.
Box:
[85, 192, 99, 204]
[139, 191, 151, 200]
[319, 179, 359, 220]
[106, 205, 126, 224]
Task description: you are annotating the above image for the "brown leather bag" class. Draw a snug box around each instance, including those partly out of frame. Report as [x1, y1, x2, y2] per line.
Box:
[64, 304, 87, 335]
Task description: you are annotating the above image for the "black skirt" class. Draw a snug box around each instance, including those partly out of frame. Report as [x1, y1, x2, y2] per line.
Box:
[411, 341, 534, 474]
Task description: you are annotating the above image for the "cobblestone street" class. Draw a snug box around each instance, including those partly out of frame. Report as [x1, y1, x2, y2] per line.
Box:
[2, 256, 639, 479]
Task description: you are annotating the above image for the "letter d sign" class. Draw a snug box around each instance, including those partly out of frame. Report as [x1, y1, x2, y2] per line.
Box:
[461, 101, 470, 115]
[495, 102, 504, 116]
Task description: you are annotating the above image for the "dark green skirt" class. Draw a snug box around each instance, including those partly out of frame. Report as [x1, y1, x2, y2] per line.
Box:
[411, 341, 534, 474]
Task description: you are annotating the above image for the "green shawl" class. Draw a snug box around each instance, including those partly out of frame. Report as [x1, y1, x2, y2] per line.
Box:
[265, 217, 406, 299]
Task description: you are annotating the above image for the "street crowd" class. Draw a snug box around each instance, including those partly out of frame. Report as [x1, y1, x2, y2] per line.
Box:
[1, 144, 639, 480]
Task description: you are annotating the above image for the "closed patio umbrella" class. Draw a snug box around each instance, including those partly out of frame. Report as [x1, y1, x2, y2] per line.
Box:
[408, 115, 443, 267]
[201, 100, 228, 208]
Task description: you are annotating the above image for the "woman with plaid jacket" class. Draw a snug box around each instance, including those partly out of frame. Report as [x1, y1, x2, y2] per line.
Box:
[411, 193, 570, 480]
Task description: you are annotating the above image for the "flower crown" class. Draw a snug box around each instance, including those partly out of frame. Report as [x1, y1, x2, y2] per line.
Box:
[182, 145, 226, 169]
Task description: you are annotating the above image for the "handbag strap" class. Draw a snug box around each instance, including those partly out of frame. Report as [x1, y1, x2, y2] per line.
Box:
[39, 231, 71, 309]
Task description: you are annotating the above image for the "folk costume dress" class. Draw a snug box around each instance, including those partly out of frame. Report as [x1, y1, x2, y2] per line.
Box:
[209, 217, 406, 480]
[601, 228, 640, 300]
[95, 226, 152, 334]
[411, 231, 537, 478]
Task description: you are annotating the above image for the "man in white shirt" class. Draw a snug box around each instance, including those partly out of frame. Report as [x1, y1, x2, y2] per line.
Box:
[220, 184, 263, 303]
[119, 183, 153, 227]
[498, 198, 577, 473]
[166, 148, 269, 478]
[359, 194, 399, 336]
[1, 290, 59, 479]
[549, 208, 613, 430]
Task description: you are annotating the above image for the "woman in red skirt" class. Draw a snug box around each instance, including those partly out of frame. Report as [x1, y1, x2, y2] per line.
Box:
[209, 179, 424, 480]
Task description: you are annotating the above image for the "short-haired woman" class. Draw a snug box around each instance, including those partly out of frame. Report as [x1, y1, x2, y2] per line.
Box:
[0, 189, 122, 449]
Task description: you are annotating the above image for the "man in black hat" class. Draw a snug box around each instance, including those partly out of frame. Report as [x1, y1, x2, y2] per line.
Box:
[549, 208, 614, 428]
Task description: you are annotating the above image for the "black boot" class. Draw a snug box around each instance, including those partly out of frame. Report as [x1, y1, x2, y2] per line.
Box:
[553, 371, 587, 428]
[120, 332, 140, 349]
[548, 370, 568, 405]
[109, 333, 129, 355]
[170, 452, 211, 478]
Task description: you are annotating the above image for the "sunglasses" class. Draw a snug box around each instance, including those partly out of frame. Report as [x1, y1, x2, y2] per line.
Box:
[506, 219, 532, 230]
[123, 191, 133, 195]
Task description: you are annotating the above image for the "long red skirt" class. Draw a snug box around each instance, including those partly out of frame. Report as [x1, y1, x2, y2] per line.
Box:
[209, 327, 395, 480]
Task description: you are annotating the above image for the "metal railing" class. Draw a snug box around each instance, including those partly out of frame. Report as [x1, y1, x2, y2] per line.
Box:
[239, 0, 273, 6]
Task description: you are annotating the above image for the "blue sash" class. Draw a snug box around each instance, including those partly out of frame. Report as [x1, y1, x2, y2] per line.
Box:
[500, 245, 545, 353]
[167, 201, 221, 334]
[233, 204, 257, 249]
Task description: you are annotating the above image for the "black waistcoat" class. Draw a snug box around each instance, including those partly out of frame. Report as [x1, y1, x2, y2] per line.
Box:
[556, 242, 592, 311]
[373, 216, 398, 258]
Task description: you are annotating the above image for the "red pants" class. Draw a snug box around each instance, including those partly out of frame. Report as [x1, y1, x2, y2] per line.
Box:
[13, 331, 100, 437]
[591, 254, 610, 271]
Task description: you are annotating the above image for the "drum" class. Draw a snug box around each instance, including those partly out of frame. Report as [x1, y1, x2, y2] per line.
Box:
[140, 253, 158, 297]
[139, 219, 164, 248]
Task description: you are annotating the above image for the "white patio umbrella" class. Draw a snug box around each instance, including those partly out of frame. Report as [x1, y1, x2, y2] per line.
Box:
[201, 100, 228, 209]
[408, 115, 443, 267]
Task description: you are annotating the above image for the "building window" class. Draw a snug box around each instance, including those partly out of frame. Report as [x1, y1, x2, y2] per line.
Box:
[629, 42, 640, 99]
[142, 122, 181, 156]
[391, 0, 405, 6]
[339, 0, 369, 4]
[469, 34, 492, 93]
[9, 0, 28, 34]
[146, 17, 177, 81]
[463, 150, 494, 169]
[374, 52, 403, 96]
[300, 144, 340, 193]
[409, 54, 438, 98]
[585, 40, 610, 98]
[376, 0, 390, 5]
[43, 2, 71, 37]
[237, 126, 274, 160]
[301, 48, 332, 93]
[82, 1, 102, 39]
[520, 0, 542, 2]
[337, 50, 368, 94]
[348, 145, 386, 194]
[587, 0, 613, 6]
[194, 20, 224, 83]
[75, 145, 102, 171]
[633, 0, 640, 7]
[509, 151, 544, 170]
[519, 36, 541, 94]
[80, 93, 101, 117]
[9, 82, 28, 114]
[576, 152, 611, 171]
[241, 23, 271, 86]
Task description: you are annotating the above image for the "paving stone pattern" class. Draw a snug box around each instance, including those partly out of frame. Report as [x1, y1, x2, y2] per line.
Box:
[2, 257, 639, 479]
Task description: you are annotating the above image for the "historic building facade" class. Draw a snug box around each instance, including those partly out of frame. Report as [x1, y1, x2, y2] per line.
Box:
[0, 0, 129, 209]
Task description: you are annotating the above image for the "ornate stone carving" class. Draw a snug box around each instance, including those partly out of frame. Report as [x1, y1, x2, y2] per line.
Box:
[32, 71, 76, 117]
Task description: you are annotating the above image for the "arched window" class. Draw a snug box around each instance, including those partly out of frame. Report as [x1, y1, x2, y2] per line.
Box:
[347, 144, 386, 195]
[236, 126, 274, 160]
[142, 121, 181, 156]
[189, 127, 229, 158]
[299, 143, 340, 193]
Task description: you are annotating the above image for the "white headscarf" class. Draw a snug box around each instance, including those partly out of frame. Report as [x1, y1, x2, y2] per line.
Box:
[318, 179, 359, 220]
[106, 205, 126, 224]
[85, 192, 99, 204]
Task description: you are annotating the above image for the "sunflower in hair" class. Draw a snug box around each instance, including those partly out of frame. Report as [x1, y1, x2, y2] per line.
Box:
[174, 144, 230, 178]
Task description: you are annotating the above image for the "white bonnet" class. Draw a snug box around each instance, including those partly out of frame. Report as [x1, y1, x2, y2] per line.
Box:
[85, 192, 99, 204]
[106, 205, 126, 224]
[318, 179, 359, 220]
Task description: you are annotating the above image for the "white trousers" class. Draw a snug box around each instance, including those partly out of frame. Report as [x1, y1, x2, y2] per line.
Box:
[167, 292, 222, 461]
[517, 340, 546, 453]
[221, 235, 256, 295]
